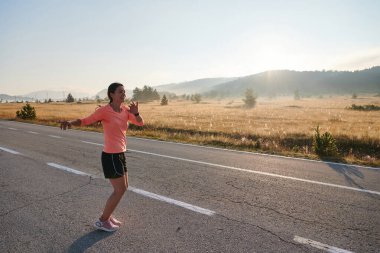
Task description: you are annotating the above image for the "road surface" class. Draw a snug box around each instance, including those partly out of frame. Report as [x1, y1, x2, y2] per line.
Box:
[1, 120, 379, 252]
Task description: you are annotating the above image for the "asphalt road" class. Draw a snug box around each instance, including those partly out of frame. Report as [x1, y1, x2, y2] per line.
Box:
[1, 120, 379, 253]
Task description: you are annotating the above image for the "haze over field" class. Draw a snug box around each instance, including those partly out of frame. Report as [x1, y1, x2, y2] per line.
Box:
[1, 0, 380, 96]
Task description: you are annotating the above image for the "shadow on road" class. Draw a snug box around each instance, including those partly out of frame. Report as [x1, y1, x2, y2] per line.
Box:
[328, 163, 364, 189]
[67, 230, 114, 253]
[327, 162, 380, 200]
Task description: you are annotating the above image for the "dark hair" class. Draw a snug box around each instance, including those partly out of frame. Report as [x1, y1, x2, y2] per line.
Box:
[107, 82, 124, 103]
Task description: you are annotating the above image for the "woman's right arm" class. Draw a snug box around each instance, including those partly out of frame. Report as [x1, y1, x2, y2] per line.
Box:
[60, 106, 104, 130]
[60, 119, 81, 130]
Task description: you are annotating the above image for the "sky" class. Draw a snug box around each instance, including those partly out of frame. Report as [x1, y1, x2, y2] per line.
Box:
[1, 0, 380, 96]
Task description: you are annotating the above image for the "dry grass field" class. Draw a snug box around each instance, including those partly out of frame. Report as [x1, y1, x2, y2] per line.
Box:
[1, 95, 379, 166]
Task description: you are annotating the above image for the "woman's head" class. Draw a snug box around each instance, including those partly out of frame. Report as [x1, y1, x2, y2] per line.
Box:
[107, 82, 125, 104]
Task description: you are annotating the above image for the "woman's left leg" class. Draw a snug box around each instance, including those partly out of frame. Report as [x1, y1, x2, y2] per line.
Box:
[100, 175, 127, 221]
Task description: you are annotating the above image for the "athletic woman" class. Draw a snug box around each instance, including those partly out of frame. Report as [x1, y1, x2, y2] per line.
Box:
[60, 82, 144, 232]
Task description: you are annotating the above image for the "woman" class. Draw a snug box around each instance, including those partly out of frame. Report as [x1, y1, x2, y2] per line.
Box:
[60, 82, 144, 232]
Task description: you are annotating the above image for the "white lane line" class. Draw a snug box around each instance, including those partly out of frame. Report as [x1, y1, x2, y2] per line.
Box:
[0, 146, 22, 155]
[47, 163, 91, 176]
[48, 135, 62, 139]
[294, 236, 354, 253]
[46, 161, 214, 216]
[128, 149, 380, 196]
[3, 120, 379, 170]
[81, 140, 102, 146]
[128, 137, 380, 171]
[27, 131, 39, 134]
[7, 127, 17, 130]
[81, 140, 380, 196]
[129, 187, 215, 216]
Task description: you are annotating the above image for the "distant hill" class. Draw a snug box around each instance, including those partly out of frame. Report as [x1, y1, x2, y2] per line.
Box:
[0, 94, 33, 102]
[154, 77, 237, 95]
[95, 88, 134, 100]
[23, 90, 92, 100]
[205, 67, 380, 98]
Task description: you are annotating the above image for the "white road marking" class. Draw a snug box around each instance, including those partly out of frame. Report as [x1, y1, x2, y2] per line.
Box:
[128, 137, 380, 171]
[7, 127, 17, 130]
[294, 236, 354, 253]
[46, 161, 215, 216]
[128, 149, 380, 196]
[81, 140, 102, 146]
[0, 146, 21, 155]
[48, 135, 62, 139]
[129, 187, 215, 216]
[2, 120, 379, 170]
[80, 140, 380, 196]
[47, 163, 91, 176]
[27, 131, 39, 134]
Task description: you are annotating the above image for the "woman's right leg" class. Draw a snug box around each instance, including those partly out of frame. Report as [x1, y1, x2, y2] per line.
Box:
[100, 175, 127, 221]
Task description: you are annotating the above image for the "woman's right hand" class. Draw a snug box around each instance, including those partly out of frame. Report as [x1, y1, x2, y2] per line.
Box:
[59, 120, 71, 130]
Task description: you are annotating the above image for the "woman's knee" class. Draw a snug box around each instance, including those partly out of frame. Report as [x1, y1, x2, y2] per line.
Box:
[114, 185, 127, 195]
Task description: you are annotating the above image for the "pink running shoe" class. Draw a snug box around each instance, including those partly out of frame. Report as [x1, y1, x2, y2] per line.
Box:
[94, 219, 119, 232]
[110, 216, 122, 226]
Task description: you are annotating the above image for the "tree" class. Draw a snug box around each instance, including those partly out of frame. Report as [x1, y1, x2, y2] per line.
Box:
[312, 125, 338, 157]
[161, 94, 168, 105]
[132, 86, 161, 102]
[66, 93, 75, 103]
[243, 88, 257, 108]
[16, 102, 36, 120]
[191, 94, 202, 103]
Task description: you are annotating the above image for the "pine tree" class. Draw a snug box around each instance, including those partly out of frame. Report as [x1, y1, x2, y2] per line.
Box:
[161, 95, 168, 105]
[66, 93, 75, 103]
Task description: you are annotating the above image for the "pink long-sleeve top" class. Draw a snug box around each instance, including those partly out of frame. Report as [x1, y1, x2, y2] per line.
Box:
[80, 104, 144, 153]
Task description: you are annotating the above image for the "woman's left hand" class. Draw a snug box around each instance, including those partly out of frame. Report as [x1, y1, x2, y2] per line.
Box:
[129, 101, 139, 115]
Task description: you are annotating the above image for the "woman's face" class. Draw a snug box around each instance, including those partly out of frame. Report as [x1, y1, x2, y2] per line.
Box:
[110, 85, 126, 103]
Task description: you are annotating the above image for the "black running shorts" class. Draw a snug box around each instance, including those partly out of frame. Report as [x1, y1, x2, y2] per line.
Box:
[101, 152, 128, 179]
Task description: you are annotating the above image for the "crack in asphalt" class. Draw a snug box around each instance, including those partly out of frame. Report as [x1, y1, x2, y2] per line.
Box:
[215, 213, 310, 253]
[0, 177, 94, 217]
[221, 195, 375, 235]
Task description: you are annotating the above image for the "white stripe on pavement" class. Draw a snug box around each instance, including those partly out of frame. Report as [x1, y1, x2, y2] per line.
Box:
[47, 163, 91, 176]
[128, 137, 380, 171]
[81, 140, 380, 196]
[294, 236, 354, 253]
[2, 120, 378, 170]
[46, 161, 215, 216]
[7, 127, 17, 130]
[0, 146, 21, 155]
[128, 149, 380, 196]
[27, 131, 39, 134]
[81, 141, 102, 146]
[48, 135, 62, 139]
[129, 187, 215, 216]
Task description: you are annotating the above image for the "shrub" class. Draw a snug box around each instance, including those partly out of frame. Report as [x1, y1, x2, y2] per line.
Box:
[348, 104, 380, 111]
[312, 125, 338, 157]
[243, 88, 257, 108]
[16, 102, 36, 120]
[161, 95, 168, 105]
[191, 94, 202, 103]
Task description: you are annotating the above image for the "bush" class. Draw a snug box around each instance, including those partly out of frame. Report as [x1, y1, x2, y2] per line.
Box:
[191, 94, 202, 103]
[16, 102, 36, 120]
[243, 88, 257, 108]
[312, 125, 338, 157]
[161, 95, 168, 105]
[348, 104, 380, 111]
